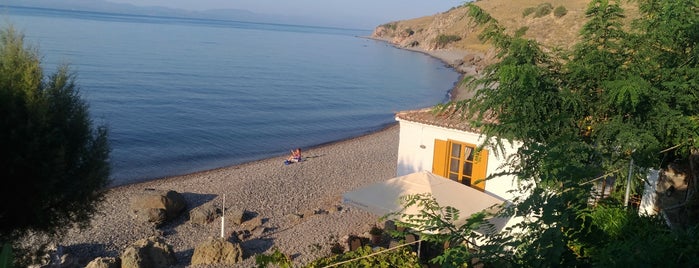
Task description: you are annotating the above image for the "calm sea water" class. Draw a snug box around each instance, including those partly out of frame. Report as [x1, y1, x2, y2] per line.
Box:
[2, 6, 460, 187]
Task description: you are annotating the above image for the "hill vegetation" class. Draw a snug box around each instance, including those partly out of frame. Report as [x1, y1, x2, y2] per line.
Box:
[371, 0, 638, 54]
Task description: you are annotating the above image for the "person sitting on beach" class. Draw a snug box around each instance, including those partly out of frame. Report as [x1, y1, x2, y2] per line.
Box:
[285, 148, 302, 165]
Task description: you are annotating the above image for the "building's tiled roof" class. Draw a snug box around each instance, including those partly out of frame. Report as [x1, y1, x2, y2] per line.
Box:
[395, 107, 483, 133]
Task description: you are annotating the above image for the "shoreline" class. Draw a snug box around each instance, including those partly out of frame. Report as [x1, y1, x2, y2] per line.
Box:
[50, 37, 477, 267]
[57, 124, 402, 267]
[362, 35, 481, 101]
[108, 37, 475, 190]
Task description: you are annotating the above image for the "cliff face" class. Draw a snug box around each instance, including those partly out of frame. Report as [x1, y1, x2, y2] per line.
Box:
[371, 7, 478, 51]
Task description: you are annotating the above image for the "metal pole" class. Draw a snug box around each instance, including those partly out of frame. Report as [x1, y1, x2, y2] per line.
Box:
[624, 159, 633, 209]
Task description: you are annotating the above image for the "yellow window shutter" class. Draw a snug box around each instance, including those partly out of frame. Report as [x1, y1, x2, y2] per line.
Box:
[432, 139, 448, 177]
[472, 148, 489, 191]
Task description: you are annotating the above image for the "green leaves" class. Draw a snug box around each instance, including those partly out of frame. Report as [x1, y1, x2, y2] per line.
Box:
[417, 0, 699, 266]
[0, 25, 111, 265]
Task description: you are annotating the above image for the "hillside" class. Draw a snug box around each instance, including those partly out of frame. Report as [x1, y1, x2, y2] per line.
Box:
[371, 0, 639, 66]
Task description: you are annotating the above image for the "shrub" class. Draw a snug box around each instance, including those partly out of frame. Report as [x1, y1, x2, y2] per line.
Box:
[330, 242, 345, 255]
[534, 3, 554, 18]
[306, 245, 421, 267]
[515, 26, 529, 37]
[522, 7, 536, 17]
[435, 34, 462, 48]
[381, 23, 397, 30]
[554, 6, 568, 18]
[404, 28, 415, 36]
[370, 226, 383, 236]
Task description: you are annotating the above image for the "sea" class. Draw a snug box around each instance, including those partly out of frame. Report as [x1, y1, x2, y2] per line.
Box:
[1, 6, 461, 187]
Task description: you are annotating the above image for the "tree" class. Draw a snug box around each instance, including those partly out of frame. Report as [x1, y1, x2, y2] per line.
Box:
[0, 26, 110, 263]
[401, 0, 699, 266]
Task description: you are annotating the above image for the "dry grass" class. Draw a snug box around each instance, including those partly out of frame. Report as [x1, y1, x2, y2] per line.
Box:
[390, 0, 639, 53]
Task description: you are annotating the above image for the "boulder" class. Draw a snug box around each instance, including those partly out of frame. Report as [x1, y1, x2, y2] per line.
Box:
[120, 236, 176, 268]
[85, 257, 120, 268]
[189, 203, 220, 225]
[130, 189, 186, 226]
[191, 237, 243, 266]
[229, 208, 245, 225]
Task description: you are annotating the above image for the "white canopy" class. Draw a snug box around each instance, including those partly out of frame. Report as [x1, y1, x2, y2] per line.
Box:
[343, 170, 510, 232]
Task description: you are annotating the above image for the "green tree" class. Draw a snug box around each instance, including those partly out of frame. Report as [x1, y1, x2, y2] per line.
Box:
[0, 26, 110, 264]
[403, 0, 699, 266]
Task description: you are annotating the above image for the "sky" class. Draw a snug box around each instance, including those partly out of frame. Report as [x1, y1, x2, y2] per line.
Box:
[104, 0, 469, 29]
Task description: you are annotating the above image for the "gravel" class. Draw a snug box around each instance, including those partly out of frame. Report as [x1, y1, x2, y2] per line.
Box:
[52, 124, 400, 267]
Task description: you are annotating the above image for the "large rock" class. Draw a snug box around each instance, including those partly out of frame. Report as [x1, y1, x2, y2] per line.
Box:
[191, 237, 243, 266]
[120, 236, 176, 268]
[130, 189, 186, 226]
[189, 202, 220, 225]
[85, 257, 120, 268]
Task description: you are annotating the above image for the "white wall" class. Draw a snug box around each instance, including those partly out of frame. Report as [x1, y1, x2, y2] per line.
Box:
[396, 119, 521, 201]
[640, 169, 659, 216]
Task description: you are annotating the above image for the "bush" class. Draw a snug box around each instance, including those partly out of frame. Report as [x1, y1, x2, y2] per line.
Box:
[381, 23, 397, 31]
[514, 26, 529, 37]
[0, 25, 110, 266]
[306, 245, 421, 267]
[554, 6, 568, 18]
[534, 3, 554, 18]
[435, 34, 462, 48]
[522, 7, 536, 17]
[404, 28, 415, 36]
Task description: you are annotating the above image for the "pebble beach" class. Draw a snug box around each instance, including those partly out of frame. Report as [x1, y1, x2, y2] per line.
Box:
[54, 124, 400, 267]
[46, 47, 477, 267]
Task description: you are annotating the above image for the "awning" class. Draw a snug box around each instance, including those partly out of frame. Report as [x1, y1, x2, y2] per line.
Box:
[343, 170, 510, 233]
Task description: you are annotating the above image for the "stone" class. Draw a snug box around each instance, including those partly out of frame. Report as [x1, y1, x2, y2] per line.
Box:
[130, 189, 186, 226]
[388, 240, 401, 249]
[284, 213, 303, 223]
[189, 203, 220, 225]
[405, 234, 417, 244]
[229, 208, 245, 225]
[242, 216, 263, 231]
[85, 257, 120, 268]
[120, 236, 176, 268]
[348, 236, 362, 251]
[191, 237, 243, 266]
[384, 220, 396, 232]
[251, 226, 265, 237]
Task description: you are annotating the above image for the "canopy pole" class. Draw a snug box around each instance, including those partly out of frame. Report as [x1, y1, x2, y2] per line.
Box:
[220, 194, 226, 238]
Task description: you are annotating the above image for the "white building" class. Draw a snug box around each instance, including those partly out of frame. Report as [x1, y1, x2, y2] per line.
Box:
[395, 107, 521, 201]
[394, 107, 659, 216]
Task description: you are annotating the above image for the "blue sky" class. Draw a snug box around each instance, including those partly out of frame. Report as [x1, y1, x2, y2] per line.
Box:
[105, 0, 468, 29]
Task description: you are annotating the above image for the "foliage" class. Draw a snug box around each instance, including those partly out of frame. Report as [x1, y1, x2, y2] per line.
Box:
[305, 245, 421, 268]
[585, 204, 699, 267]
[415, 0, 699, 266]
[522, 7, 536, 18]
[404, 28, 415, 36]
[435, 34, 462, 48]
[369, 225, 383, 236]
[533, 3, 554, 18]
[523, 3, 555, 18]
[514, 26, 529, 38]
[255, 247, 293, 268]
[381, 22, 397, 31]
[0, 242, 12, 268]
[0, 25, 110, 264]
[554, 6, 568, 18]
[386, 193, 490, 267]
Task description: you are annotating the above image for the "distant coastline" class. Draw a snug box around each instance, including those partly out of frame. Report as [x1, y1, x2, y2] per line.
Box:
[362, 34, 481, 101]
